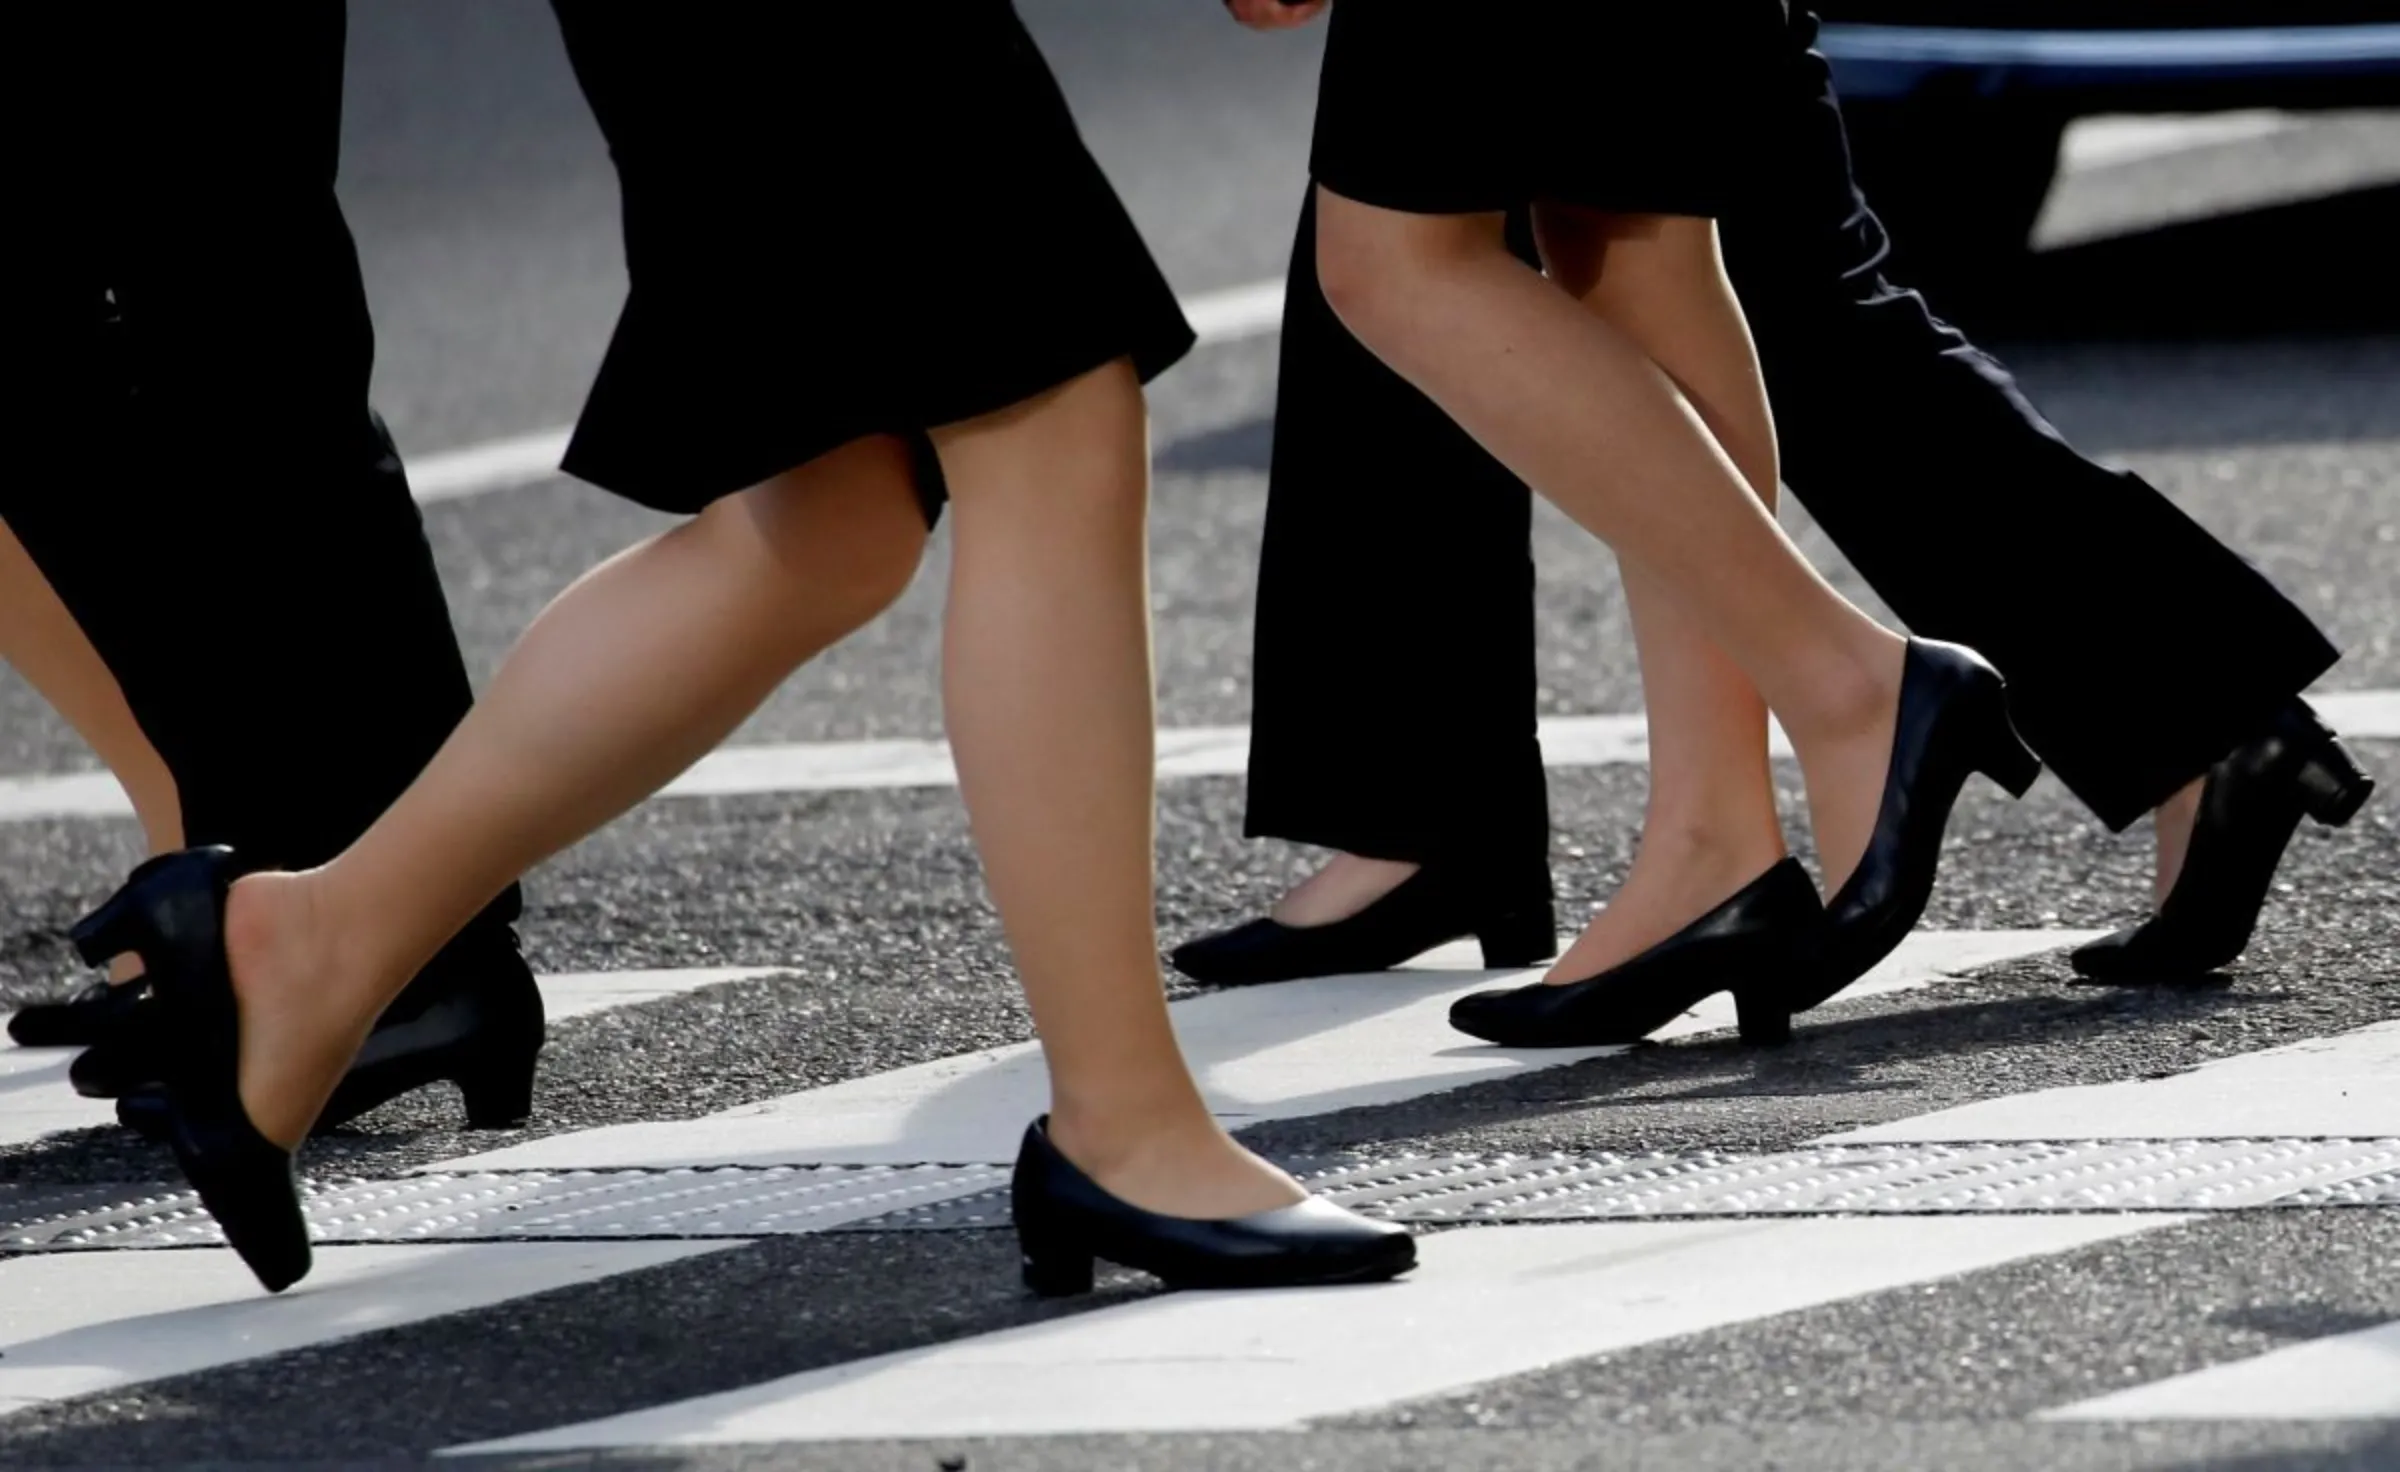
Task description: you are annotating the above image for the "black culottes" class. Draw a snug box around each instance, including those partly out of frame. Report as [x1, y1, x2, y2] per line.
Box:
[549, 1, 1195, 520]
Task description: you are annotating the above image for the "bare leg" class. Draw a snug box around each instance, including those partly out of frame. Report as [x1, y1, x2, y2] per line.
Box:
[223, 433, 934, 1145]
[0, 519, 182, 860]
[936, 360, 1299, 1216]
[1313, 189, 1905, 892]
[2151, 778, 2206, 903]
[1533, 211, 1787, 982]
[2, 520, 180, 986]
[216, 362, 1298, 1217]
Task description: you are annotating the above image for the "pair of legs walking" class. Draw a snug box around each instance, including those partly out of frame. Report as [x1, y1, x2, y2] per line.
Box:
[81, 1, 1412, 1295]
[1204, 5, 2352, 1002]
[217, 364, 1296, 1220]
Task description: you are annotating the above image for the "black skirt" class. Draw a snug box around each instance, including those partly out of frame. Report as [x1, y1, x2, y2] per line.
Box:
[550, 2, 1195, 522]
[1309, 2, 1789, 220]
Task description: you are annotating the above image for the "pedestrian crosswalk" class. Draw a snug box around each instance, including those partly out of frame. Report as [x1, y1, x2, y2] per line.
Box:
[1, 920, 2395, 1452]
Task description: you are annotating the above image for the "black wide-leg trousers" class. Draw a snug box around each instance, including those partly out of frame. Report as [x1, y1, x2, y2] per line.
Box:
[9, 6, 521, 943]
[1245, 9, 2337, 888]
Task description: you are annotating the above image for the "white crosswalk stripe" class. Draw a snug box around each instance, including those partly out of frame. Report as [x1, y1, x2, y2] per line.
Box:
[2041, 1319, 2400, 1422]
[454, 1216, 2160, 1451]
[3, 689, 2395, 823]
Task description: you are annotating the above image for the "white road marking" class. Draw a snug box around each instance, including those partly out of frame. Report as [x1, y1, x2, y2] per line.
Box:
[0, 966, 789, 1148]
[430, 929, 2090, 1172]
[2041, 1318, 2400, 1422]
[0, 1241, 724, 1416]
[10, 689, 2393, 825]
[2061, 112, 2297, 172]
[534, 966, 786, 1023]
[449, 1213, 2161, 1451]
[1823, 1018, 2400, 1145]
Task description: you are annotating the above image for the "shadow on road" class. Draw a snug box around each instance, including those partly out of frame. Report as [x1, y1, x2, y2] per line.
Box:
[1981, 183, 2400, 343]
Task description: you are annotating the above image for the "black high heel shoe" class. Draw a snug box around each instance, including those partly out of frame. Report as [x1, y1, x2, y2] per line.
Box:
[93, 938, 545, 1139]
[1011, 1118, 1416, 1295]
[7, 975, 152, 1048]
[70, 847, 311, 1293]
[1449, 858, 1822, 1048]
[2073, 698, 2374, 981]
[1796, 640, 2041, 1012]
[1170, 865, 1555, 986]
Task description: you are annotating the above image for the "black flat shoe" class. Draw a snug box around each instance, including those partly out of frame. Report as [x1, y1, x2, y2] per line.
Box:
[2073, 698, 2375, 981]
[1011, 1118, 1416, 1295]
[90, 935, 545, 1138]
[1450, 858, 1822, 1048]
[69, 847, 310, 1293]
[7, 975, 151, 1048]
[1170, 865, 1555, 986]
[1797, 640, 2041, 1011]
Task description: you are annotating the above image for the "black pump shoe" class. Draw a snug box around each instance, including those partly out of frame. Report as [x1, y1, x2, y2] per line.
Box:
[2074, 699, 2375, 981]
[69, 847, 310, 1293]
[1170, 866, 1555, 986]
[7, 976, 152, 1048]
[1011, 1118, 1416, 1295]
[1450, 858, 1822, 1048]
[1797, 640, 2041, 1011]
[95, 939, 545, 1139]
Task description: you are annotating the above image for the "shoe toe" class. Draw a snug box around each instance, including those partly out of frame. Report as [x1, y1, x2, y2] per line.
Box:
[1446, 988, 1523, 1043]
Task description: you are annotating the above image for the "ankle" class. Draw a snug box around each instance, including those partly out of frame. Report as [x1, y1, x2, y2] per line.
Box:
[1633, 814, 1786, 877]
[223, 871, 370, 1017]
[1777, 639, 1904, 749]
[1046, 1086, 1219, 1175]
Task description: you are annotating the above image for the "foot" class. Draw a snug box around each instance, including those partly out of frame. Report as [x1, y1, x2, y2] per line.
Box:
[2151, 777, 2205, 905]
[1048, 1103, 1305, 1222]
[1545, 827, 1787, 985]
[1269, 853, 1419, 928]
[220, 872, 381, 1150]
[1786, 637, 1909, 895]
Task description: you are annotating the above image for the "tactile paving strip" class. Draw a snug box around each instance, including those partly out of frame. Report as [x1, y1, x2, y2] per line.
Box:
[5, 1140, 2395, 1250]
[0, 1163, 1005, 1251]
[867, 1137, 2400, 1231]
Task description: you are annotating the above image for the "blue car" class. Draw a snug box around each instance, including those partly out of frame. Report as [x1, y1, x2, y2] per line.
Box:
[1813, 3, 2400, 287]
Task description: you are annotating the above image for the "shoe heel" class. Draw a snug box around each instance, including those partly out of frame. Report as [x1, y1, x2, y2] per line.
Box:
[1973, 711, 2042, 800]
[1734, 986, 1793, 1047]
[456, 1042, 541, 1130]
[68, 888, 149, 970]
[1020, 1242, 1096, 1297]
[2295, 748, 2374, 828]
[1476, 909, 1557, 969]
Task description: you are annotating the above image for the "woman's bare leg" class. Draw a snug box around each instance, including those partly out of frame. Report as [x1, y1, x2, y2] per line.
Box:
[0, 519, 182, 860]
[1313, 188, 1904, 893]
[221, 435, 933, 1146]
[1532, 211, 1787, 982]
[213, 361, 1297, 1217]
[3, 520, 180, 985]
[936, 361, 1300, 1217]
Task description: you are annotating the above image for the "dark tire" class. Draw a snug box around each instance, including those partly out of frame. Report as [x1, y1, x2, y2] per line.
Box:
[1840, 95, 2067, 320]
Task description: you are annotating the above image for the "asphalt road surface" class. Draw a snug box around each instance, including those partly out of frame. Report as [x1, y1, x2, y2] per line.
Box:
[2, 4, 2397, 1469]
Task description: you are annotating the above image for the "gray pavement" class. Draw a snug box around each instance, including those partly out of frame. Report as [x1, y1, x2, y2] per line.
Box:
[1, 5, 2397, 1467]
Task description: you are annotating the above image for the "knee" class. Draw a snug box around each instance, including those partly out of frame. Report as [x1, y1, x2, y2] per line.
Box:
[1312, 199, 1414, 353]
[1312, 189, 1493, 360]
[735, 439, 929, 622]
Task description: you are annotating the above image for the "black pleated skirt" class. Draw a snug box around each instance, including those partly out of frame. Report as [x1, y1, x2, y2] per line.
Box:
[1309, 2, 1789, 220]
[550, 1, 1195, 522]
